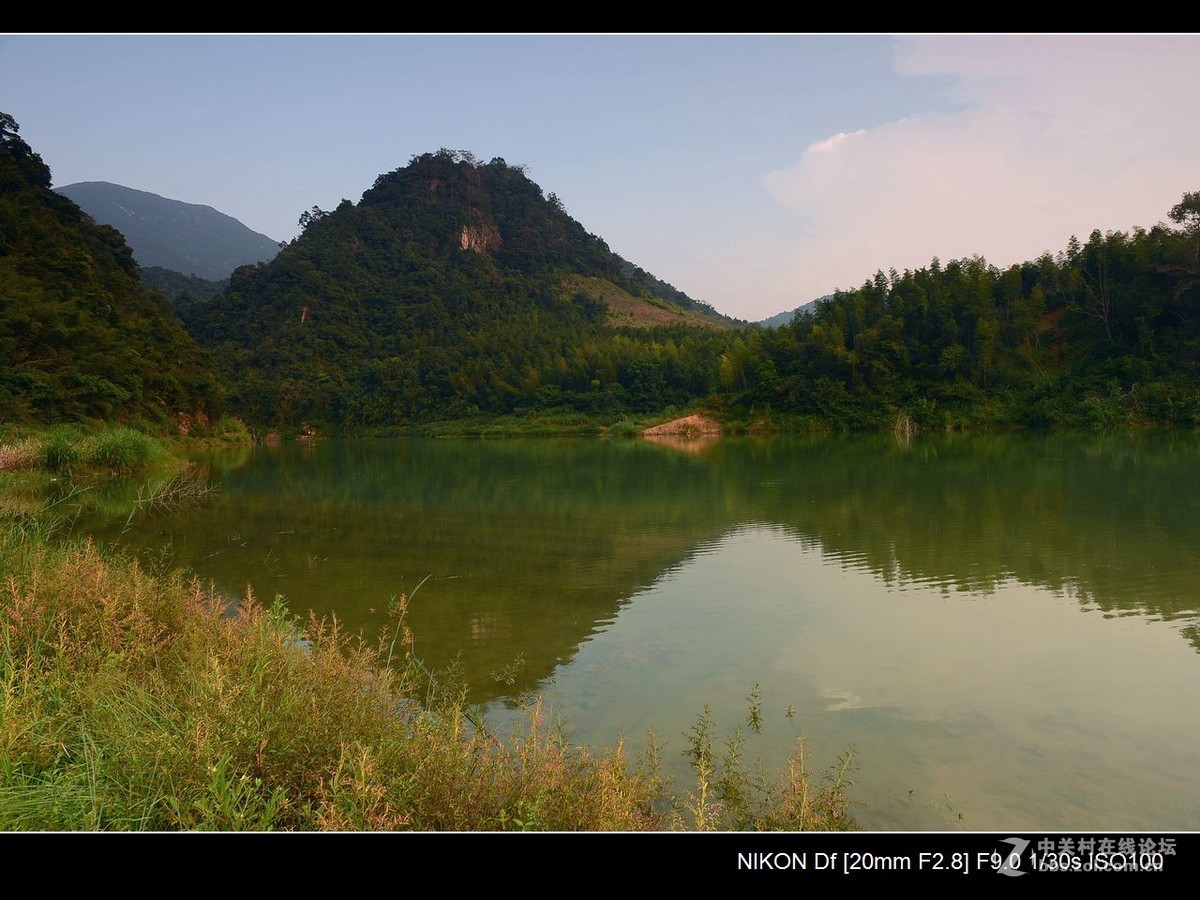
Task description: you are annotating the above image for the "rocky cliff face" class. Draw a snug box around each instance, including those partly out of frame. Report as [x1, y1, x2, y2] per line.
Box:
[460, 222, 501, 253]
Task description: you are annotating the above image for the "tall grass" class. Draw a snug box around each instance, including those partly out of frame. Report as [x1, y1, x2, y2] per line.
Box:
[0, 439, 38, 472]
[40, 429, 84, 474]
[0, 514, 856, 831]
[86, 427, 165, 475]
[2, 426, 168, 479]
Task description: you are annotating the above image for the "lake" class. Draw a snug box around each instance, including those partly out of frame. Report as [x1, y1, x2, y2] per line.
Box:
[76, 431, 1200, 831]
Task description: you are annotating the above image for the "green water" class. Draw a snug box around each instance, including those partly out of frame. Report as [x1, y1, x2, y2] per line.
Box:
[80, 431, 1200, 830]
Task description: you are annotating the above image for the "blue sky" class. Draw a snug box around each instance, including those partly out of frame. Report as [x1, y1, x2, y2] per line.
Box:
[2, 34, 1197, 321]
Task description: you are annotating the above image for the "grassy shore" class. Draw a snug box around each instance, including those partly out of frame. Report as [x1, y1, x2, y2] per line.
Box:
[0, 426, 855, 831]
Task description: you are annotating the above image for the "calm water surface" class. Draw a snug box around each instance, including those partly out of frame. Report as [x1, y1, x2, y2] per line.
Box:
[80, 432, 1200, 830]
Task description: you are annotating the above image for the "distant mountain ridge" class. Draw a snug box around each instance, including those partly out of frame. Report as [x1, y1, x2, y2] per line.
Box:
[56, 181, 280, 280]
[758, 296, 828, 328]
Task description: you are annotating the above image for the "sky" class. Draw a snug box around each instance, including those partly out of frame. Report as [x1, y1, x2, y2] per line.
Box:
[2, 34, 1197, 322]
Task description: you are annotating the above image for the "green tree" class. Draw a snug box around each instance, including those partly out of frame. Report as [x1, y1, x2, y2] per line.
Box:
[1169, 191, 1200, 265]
[0, 110, 18, 142]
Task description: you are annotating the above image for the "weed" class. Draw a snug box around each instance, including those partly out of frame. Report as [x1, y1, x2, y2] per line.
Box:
[679, 690, 857, 831]
[496, 797, 542, 831]
[86, 427, 165, 476]
[0, 439, 38, 471]
[132, 469, 218, 512]
[41, 431, 83, 474]
[490, 653, 526, 687]
[682, 706, 721, 830]
[119, 468, 218, 537]
[0, 515, 854, 832]
[746, 683, 763, 734]
[384, 573, 431, 670]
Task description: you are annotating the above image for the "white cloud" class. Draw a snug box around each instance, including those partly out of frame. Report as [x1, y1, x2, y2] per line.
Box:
[806, 130, 870, 156]
[764, 35, 1200, 303]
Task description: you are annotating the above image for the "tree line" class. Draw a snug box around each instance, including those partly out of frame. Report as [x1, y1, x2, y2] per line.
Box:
[4, 107, 1199, 432]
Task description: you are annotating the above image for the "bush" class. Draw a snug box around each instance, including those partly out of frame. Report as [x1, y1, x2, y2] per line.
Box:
[85, 427, 165, 475]
[40, 430, 83, 473]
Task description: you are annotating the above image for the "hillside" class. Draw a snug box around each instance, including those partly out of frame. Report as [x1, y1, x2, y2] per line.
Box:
[713, 206, 1200, 430]
[11, 108, 1196, 435]
[139, 267, 227, 307]
[184, 150, 733, 428]
[562, 274, 732, 329]
[56, 181, 280, 280]
[0, 113, 221, 424]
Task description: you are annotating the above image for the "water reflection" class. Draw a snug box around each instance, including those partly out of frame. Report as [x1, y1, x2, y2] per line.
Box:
[78, 432, 1200, 829]
[511, 523, 1200, 831]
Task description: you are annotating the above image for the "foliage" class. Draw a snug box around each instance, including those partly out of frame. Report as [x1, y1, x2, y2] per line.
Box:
[187, 173, 1200, 432]
[715, 197, 1200, 430]
[2, 425, 168, 479]
[139, 267, 227, 308]
[86, 426, 166, 475]
[0, 515, 853, 831]
[182, 152, 732, 429]
[40, 429, 84, 474]
[679, 702, 855, 831]
[0, 112, 224, 426]
[5, 104, 1200, 435]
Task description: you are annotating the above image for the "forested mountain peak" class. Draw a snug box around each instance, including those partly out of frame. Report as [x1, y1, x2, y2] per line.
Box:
[289, 149, 726, 324]
[183, 150, 733, 427]
[355, 150, 609, 271]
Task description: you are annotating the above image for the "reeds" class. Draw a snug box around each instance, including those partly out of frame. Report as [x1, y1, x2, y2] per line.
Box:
[1, 426, 167, 478]
[87, 427, 165, 475]
[0, 439, 38, 471]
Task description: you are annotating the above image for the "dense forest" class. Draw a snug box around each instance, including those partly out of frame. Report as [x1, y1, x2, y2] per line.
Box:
[182, 149, 736, 428]
[3, 108, 1199, 433]
[181, 156, 1200, 432]
[0, 112, 221, 425]
[721, 202, 1200, 430]
[138, 267, 226, 308]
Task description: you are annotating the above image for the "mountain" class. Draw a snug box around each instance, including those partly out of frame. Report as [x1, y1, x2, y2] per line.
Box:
[757, 296, 827, 329]
[56, 181, 280, 280]
[0, 112, 221, 424]
[184, 150, 734, 428]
